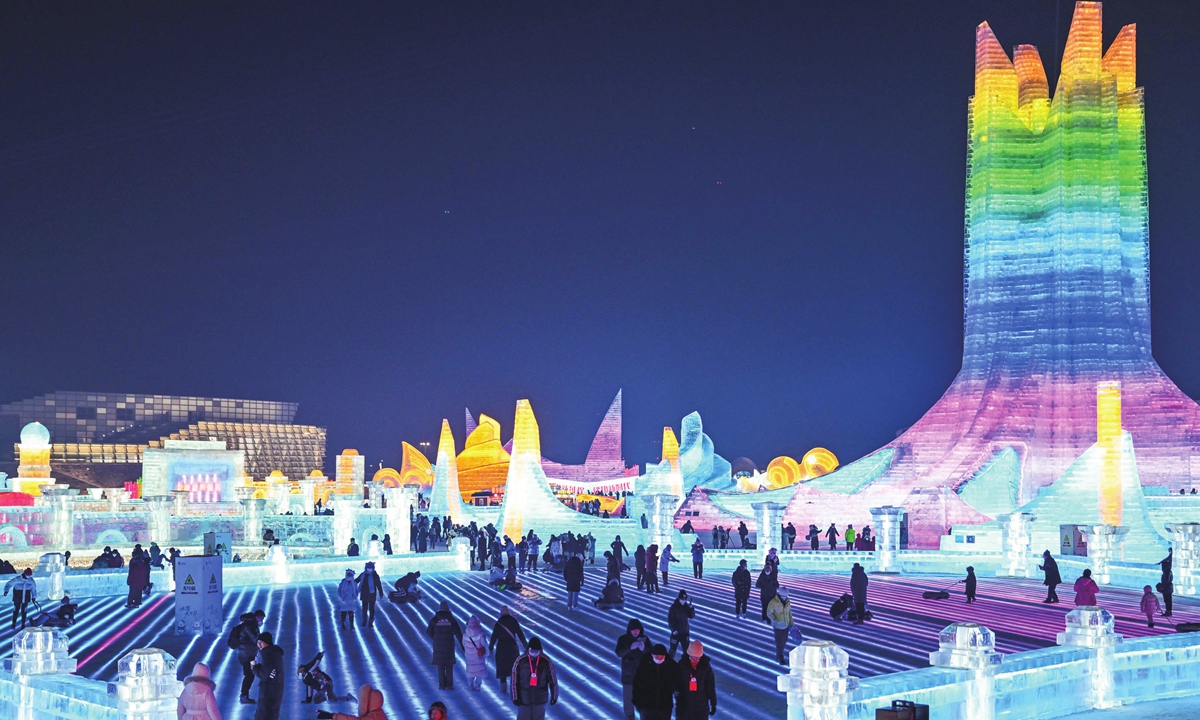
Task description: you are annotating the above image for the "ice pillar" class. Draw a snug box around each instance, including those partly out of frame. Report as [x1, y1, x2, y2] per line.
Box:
[1096, 382, 1124, 526]
[643, 493, 681, 551]
[1056, 606, 1122, 710]
[752, 501, 786, 563]
[2, 627, 77, 676]
[869, 506, 904, 574]
[299, 477, 317, 514]
[1081, 524, 1129, 584]
[241, 498, 266, 546]
[1168, 523, 1200, 595]
[144, 495, 173, 545]
[332, 496, 360, 555]
[39, 486, 77, 551]
[777, 640, 857, 720]
[171, 489, 189, 516]
[108, 648, 184, 719]
[366, 480, 385, 510]
[108, 489, 131, 514]
[995, 512, 1036, 577]
[384, 486, 417, 555]
[929, 623, 1001, 720]
[34, 553, 67, 602]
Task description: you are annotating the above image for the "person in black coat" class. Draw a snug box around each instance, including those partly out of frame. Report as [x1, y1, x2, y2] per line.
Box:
[489, 605, 528, 693]
[634, 545, 647, 590]
[355, 563, 385, 628]
[632, 643, 677, 720]
[382, 534, 393, 555]
[850, 563, 869, 624]
[1039, 550, 1062, 603]
[564, 553, 585, 610]
[236, 609, 265, 704]
[1160, 548, 1174, 616]
[756, 563, 779, 622]
[614, 618, 650, 720]
[667, 590, 695, 659]
[732, 559, 752, 619]
[425, 601, 464, 690]
[511, 637, 558, 715]
[964, 566, 977, 603]
[252, 631, 285, 720]
[347, 538, 360, 557]
[676, 641, 717, 720]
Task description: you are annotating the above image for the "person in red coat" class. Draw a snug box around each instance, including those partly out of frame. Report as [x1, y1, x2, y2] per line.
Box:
[126, 547, 152, 609]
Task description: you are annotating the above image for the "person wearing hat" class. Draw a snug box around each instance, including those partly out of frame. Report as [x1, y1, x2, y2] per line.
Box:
[511, 637, 557, 719]
[766, 587, 795, 665]
[631, 642, 677, 720]
[427, 701, 447, 720]
[426, 601, 464, 690]
[337, 569, 359, 630]
[355, 562, 385, 628]
[676, 641, 716, 720]
[177, 662, 222, 720]
[4, 567, 37, 630]
[235, 609, 266, 705]
[615, 619, 651, 719]
[251, 632, 285, 720]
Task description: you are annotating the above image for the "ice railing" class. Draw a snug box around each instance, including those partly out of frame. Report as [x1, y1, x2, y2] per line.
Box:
[0, 628, 181, 720]
[779, 609, 1200, 720]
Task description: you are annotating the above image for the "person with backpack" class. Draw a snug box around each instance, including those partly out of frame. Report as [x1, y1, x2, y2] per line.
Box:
[489, 605, 528, 693]
[231, 609, 265, 705]
[511, 637, 557, 719]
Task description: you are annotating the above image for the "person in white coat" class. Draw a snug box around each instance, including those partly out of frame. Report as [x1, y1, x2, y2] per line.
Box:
[337, 569, 358, 630]
[659, 545, 680, 587]
[463, 615, 488, 691]
[178, 662, 222, 720]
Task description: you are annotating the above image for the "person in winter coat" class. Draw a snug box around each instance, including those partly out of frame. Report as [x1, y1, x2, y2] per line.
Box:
[659, 545, 679, 587]
[511, 637, 557, 720]
[732, 559, 752, 619]
[564, 553, 585, 609]
[425, 601, 464, 690]
[766, 587, 795, 664]
[605, 551, 621, 584]
[850, 563, 869, 624]
[316, 684, 387, 720]
[964, 566, 977, 603]
[632, 643, 677, 720]
[356, 563, 385, 628]
[464, 615, 489, 691]
[825, 524, 839, 551]
[252, 632, 285, 720]
[738, 521, 749, 548]
[178, 662, 222, 720]
[844, 525, 856, 551]
[667, 590, 695, 659]
[644, 545, 660, 594]
[1159, 549, 1174, 616]
[126, 550, 151, 609]
[676, 641, 717, 720]
[4, 568, 37, 630]
[756, 562, 779, 622]
[490, 605, 528, 692]
[337, 570, 358, 629]
[1040, 550, 1062, 603]
[807, 524, 820, 551]
[691, 540, 705, 579]
[347, 538, 360, 557]
[236, 609, 265, 704]
[764, 547, 781, 570]
[634, 545, 647, 590]
[614, 618, 650, 720]
[1074, 569, 1099, 606]
[1141, 585, 1163, 627]
[382, 534, 393, 556]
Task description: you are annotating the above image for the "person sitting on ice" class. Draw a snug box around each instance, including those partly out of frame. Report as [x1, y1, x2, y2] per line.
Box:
[390, 571, 422, 603]
[501, 564, 522, 592]
[55, 596, 77, 625]
[299, 651, 356, 704]
[593, 577, 625, 609]
[488, 565, 506, 587]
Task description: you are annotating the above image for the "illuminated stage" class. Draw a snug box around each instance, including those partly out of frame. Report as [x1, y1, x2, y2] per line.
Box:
[5, 568, 1186, 719]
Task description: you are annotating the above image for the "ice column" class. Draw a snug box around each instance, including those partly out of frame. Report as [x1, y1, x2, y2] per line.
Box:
[752, 501, 786, 563]
[384, 486, 416, 555]
[332, 496, 360, 555]
[107, 648, 184, 719]
[869, 506, 904, 573]
[1081, 525, 1129, 584]
[33, 553, 67, 602]
[265, 542, 291, 584]
[171, 489, 189, 516]
[777, 640, 858, 720]
[450, 536, 472, 571]
[995, 512, 1036, 577]
[241, 498, 266, 546]
[1056, 606, 1122, 710]
[1167, 523, 1200, 596]
[929, 623, 1001, 720]
[3, 627, 76, 676]
[108, 489, 131, 514]
[39, 486, 77, 550]
[643, 493, 680, 551]
[299, 477, 317, 515]
[144, 495, 173, 545]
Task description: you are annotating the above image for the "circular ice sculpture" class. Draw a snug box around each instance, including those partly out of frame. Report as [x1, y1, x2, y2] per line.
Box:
[20, 422, 50, 447]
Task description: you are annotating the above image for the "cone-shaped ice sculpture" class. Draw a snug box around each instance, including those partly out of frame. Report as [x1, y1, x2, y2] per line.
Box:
[427, 420, 467, 523]
[498, 400, 583, 540]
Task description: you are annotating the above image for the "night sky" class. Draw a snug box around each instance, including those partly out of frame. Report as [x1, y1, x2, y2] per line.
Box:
[3, 1, 1199, 474]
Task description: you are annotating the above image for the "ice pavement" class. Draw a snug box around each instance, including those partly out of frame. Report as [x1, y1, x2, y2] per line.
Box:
[0, 568, 1190, 719]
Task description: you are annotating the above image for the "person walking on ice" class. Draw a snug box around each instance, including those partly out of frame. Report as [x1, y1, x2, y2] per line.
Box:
[1141, 585, 1163, 627]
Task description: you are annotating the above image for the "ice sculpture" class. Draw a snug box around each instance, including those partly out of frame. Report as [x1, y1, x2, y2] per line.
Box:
[682, 2, 1200, 547]
[497, 400, 587, 539]
[540, 390, 627, 481]
[398, 442, 433, 491]
[456, 414, 511, 495]
[427, 420, 468, 524]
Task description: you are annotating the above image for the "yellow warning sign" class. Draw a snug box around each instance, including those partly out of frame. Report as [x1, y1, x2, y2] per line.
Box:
[184, 574, 195, 585]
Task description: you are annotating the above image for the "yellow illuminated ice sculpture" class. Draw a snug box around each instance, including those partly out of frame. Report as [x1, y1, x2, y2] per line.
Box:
[398, 442, 433, 490]
[456, 414, 511, 495]
[498, 399, 585, 540]
[1097, 381, 1123, 526]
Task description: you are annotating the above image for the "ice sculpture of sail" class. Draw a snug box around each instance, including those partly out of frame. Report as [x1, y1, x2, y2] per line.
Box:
[498, 400, 583, 540]
[427, 420, 467, 523]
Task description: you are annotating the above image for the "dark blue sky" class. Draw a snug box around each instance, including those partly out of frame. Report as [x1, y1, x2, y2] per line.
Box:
[3, 1, 1199, 473]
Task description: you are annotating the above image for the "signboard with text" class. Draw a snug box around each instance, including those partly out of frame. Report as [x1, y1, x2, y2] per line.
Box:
[174, 555, 223, 635]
